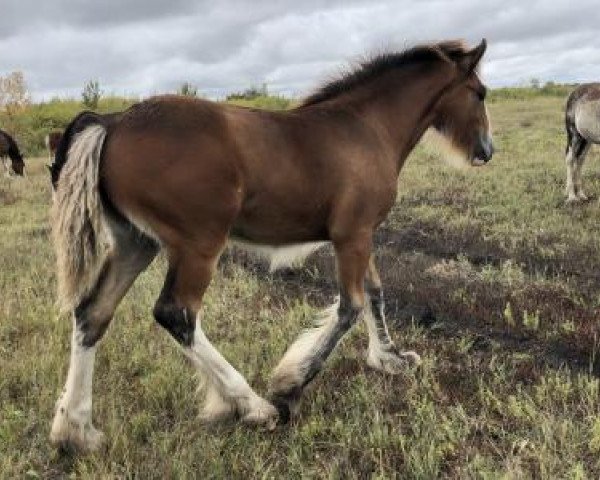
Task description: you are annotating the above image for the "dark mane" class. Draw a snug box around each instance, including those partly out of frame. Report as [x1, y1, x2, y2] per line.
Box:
[299, 40, 469, 108]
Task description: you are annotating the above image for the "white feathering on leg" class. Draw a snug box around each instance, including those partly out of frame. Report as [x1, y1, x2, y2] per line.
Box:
[271, 299, 340, 393]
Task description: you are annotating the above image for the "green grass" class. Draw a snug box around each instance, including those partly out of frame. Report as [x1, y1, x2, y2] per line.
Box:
[0, 97, 139, 157]
[2, 93, 600, 478]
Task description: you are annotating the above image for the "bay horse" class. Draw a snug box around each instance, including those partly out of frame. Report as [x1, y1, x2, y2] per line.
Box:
[565, 83, 600, 202]
[0, 129, 25, 176]
[49, 39, 493, 452]
[45, 130, 63, 162]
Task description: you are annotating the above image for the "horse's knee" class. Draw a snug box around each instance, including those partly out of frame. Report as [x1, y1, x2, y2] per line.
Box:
[565, 150, 575, 167]
[337, 293, 363, 330]
[74, 300, 112, 348]
[153, 299, 195, 347]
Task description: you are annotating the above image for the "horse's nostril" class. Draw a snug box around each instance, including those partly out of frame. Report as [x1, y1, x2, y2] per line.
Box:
[479, 135, 494, 161]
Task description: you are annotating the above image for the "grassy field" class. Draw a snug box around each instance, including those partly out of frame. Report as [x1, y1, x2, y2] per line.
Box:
[0, 94, 292, 157]
[2, 92, 600, 478]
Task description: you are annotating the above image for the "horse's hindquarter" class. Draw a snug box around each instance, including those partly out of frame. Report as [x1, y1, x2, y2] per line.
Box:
[101, 97, 245, 250]
[569, 84, 600, 143]
[575, 99, 600, 143]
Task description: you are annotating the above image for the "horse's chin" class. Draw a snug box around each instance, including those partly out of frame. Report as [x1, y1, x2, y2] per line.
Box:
[421, 129, 472, 169]
[471, 158, 487, 167]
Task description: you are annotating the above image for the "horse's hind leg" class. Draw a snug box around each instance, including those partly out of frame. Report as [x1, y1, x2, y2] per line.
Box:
[50, 220, 158, 452]
[574, 141, 590, 201]
[153, 246, 278, 427]
[363, 255, 421, 373]
[566, 132, 590, 202]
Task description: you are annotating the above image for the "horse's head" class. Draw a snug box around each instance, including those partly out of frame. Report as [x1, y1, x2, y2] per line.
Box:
[432, 39, 494, 167]
[11, 154, 25, 176]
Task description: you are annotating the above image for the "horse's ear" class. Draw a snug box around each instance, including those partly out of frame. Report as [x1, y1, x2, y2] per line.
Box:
[458, 39, 487, 74]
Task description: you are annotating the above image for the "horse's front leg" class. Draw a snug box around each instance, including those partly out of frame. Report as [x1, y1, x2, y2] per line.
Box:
[363, 255, 421, 374]
[269, 232, 372, 421]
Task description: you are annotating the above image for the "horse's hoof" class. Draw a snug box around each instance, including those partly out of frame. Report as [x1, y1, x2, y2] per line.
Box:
[241, 396, 279, 431]
[269, 387, 303, 426]
[565, 196, 578, 204]
[367, 347, 421, 374]
[50, 420, 105, 454]
[400, 350, 422, 367]
[270, 395, 292, 425]
[566, 194, 584, 204]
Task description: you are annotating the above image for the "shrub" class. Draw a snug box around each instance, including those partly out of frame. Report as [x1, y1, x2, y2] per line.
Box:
[82, 80, 102, 109]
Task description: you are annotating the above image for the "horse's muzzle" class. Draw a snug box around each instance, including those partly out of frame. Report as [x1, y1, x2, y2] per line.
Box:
[472, 134, 494, 166]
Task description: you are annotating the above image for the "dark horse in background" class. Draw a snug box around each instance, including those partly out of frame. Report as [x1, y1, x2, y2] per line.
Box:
[564, 83, 600, 202]
[45, 130, 63, 162]
[0, 129, 25, 176]
[49, 39, 493, 452]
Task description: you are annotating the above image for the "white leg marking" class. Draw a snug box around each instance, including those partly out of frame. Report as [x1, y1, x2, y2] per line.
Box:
[363, 299, 421, 374]
[50, 319, 104, 451]
[198, 382, 235, 424]
[185, 318, 277, 428]
[271, 300, 340, 394]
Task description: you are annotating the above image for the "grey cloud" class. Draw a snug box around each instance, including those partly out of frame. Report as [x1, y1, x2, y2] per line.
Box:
[1, 0, 599, 100]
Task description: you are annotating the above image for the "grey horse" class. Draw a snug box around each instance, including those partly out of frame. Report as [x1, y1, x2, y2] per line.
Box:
[565, 83, 600, 202]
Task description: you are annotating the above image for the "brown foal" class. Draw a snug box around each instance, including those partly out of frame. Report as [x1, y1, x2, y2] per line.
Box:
[49, 39, 493, 451]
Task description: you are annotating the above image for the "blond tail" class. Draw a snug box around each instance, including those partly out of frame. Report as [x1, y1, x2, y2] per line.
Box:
[51, 125, 112, 313]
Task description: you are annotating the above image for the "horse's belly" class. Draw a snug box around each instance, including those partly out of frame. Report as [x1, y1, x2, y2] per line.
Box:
[229, 237, 328, 271]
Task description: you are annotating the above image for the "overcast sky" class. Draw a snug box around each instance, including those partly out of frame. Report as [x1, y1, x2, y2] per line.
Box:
[2, 0, 600, 101]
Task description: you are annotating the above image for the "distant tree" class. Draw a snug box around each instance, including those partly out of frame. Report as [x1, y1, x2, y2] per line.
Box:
[0, 71, 30, 117]
[259, 82, 268, 96]
[82, 80, 101, 109]
[530, 78, 541, 89]
[177, 82, 199, 97]
[226, 83, 269, 101]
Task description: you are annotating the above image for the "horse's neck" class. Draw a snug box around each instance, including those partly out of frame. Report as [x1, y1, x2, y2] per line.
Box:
[0, 135, 9, 155]
[352, 68, 454, 172]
